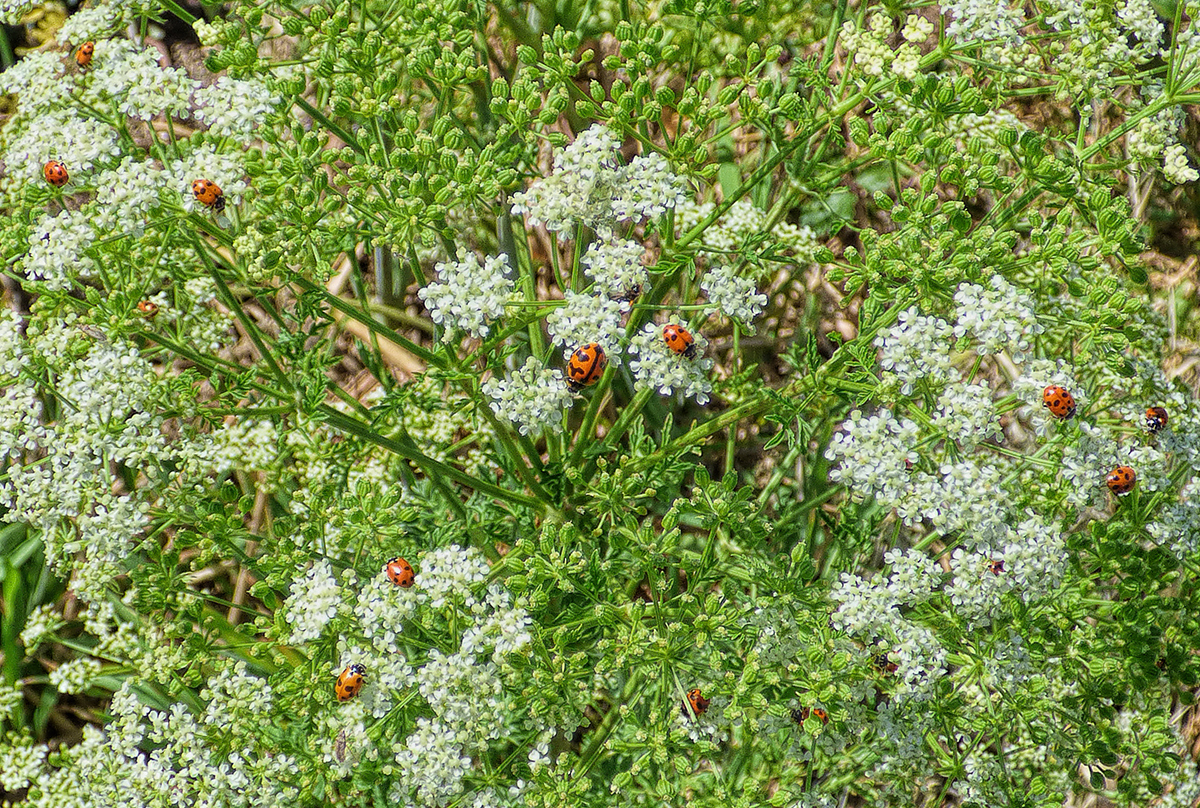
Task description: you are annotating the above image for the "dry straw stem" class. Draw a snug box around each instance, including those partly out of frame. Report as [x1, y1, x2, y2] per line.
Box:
[325, 246, 424, 375]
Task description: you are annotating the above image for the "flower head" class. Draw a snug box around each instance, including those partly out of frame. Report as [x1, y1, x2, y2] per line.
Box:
[418, 254, 514, 341]
[545, 292, 627, 366]
[700, 264, 768, 333]
[482, 357, 574, 437]
[627, 321, 714, 404]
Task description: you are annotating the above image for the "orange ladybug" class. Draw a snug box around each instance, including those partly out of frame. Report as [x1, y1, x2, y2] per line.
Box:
[385, 556, 415, 588]
[1042, 385, 1077, 419]
[335, 663, 366, 702]
[1145, 406, 1168, 433]
[43, 160, 69, 188]
[791, 706, 829, 725]
[566, 343, 606, 390]
[75, 41, 95, 69]
[1106, 465, 1136, 496]
[191, 178, 226, 212]
[137, 300, 159, 319]
[662, 324, 697, 359]
[681, 688, 710, 719]
[987, 559, 1004, 575]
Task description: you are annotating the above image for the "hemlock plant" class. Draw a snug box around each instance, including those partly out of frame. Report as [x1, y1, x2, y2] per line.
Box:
[0, 0, 1199, 806]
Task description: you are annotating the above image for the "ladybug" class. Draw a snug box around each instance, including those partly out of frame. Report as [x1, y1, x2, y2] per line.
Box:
[1106, 465, 1136, 496]
[1145, 406, 1168, 434]
[335, 663, 366, 702]
[791, 706, 829, 725]
[987, 559, 1004, 575]
[681, 688, 710, 719]
[137, 300, 159, 319]
[191, 178, 226, 212]
[566, 342, 606, 390]
[75, 41, 94, 69]
[1042, 385, 1077, 419]
[43, 160, 69, 188]
[385, 556, 415, 588]
[662, 324, 697, 359]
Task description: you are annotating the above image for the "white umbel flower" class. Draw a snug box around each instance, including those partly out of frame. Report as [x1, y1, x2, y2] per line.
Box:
[580, 237, 648, 298]
[418, 254, 514, 341]
[953, 276, 1043, 357]
[545, 292, 627, 365]
[513, 124, 686, 233]
[285, 560, 342, 645]
[194, 77, 281, 139]
[481, 357, 574, 437]
[700, 265, 768, 332]
[627, 321, 714, 404]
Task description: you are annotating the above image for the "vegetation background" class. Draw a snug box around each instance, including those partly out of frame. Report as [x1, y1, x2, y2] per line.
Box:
[2, 0, 1200, 806]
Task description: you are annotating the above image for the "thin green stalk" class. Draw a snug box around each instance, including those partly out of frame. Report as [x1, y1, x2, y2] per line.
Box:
[192, 234, 294, 393]
[321, 408, 549, 514]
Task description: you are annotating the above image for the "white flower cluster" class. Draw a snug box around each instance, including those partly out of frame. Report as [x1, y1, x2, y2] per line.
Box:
[482, 357, 574, 437]
[22, 210, 98, 291]
[699, 264, 769, 332]
[1148, 478, 1200, 556]
[627, 321, 714, 404]
[932, 382, 1001, 448]
[1162, 143, 1198, 184]
[943, 0, 1027, 49]
[874, 307, 956, 394]
[580, 237, 648, 298]
[194, 77, 281, 138]
[839, 14, 932, 80]
[285, 560, 343, 645]
[944, 517, 1069, 627]
[675, 198, 821, 270]
[335, 546, 537, 805]
[827, 410, 1011, 543]
[512, 124, 687, 233]
[952, 276, 1042, 356]
[831, 549, 948, 699]
[419, 253, 514, 341]
[18, 604, 63, 653]
[545, 291, 627, 364]
[47, 656, 102, 694]
[10, 682, 303, 807]
[87, 40, 196, 121]
[5, 109, 122, 184]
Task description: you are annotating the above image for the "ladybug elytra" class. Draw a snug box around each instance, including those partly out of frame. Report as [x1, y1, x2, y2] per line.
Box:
[681, 688, 710, 719]
[1042, 385, 1077, 419]
[137, 300, 159, 318]
[1145, 406, 1168, 433]
[43, 160, 69, 188]
[75, 41, 95, 69]
[385, 556, 415, 588]
[566, 343, 606, 390]
[987, 559, 1004, 575]
[662, 324, 697, 359]
[335, 663, 366, 702]
[1106, 465, 1136, 496]
[191, 178, 226, 212]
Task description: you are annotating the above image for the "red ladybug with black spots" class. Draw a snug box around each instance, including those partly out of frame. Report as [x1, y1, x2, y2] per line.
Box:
[335, 664, 366, 702]
[1042, 385, 1077, 419]
[385, 556, 415, 588]
[662, 324, 697, 359]
[566, 343, 606, 390]
[681, 688, 710, 719]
